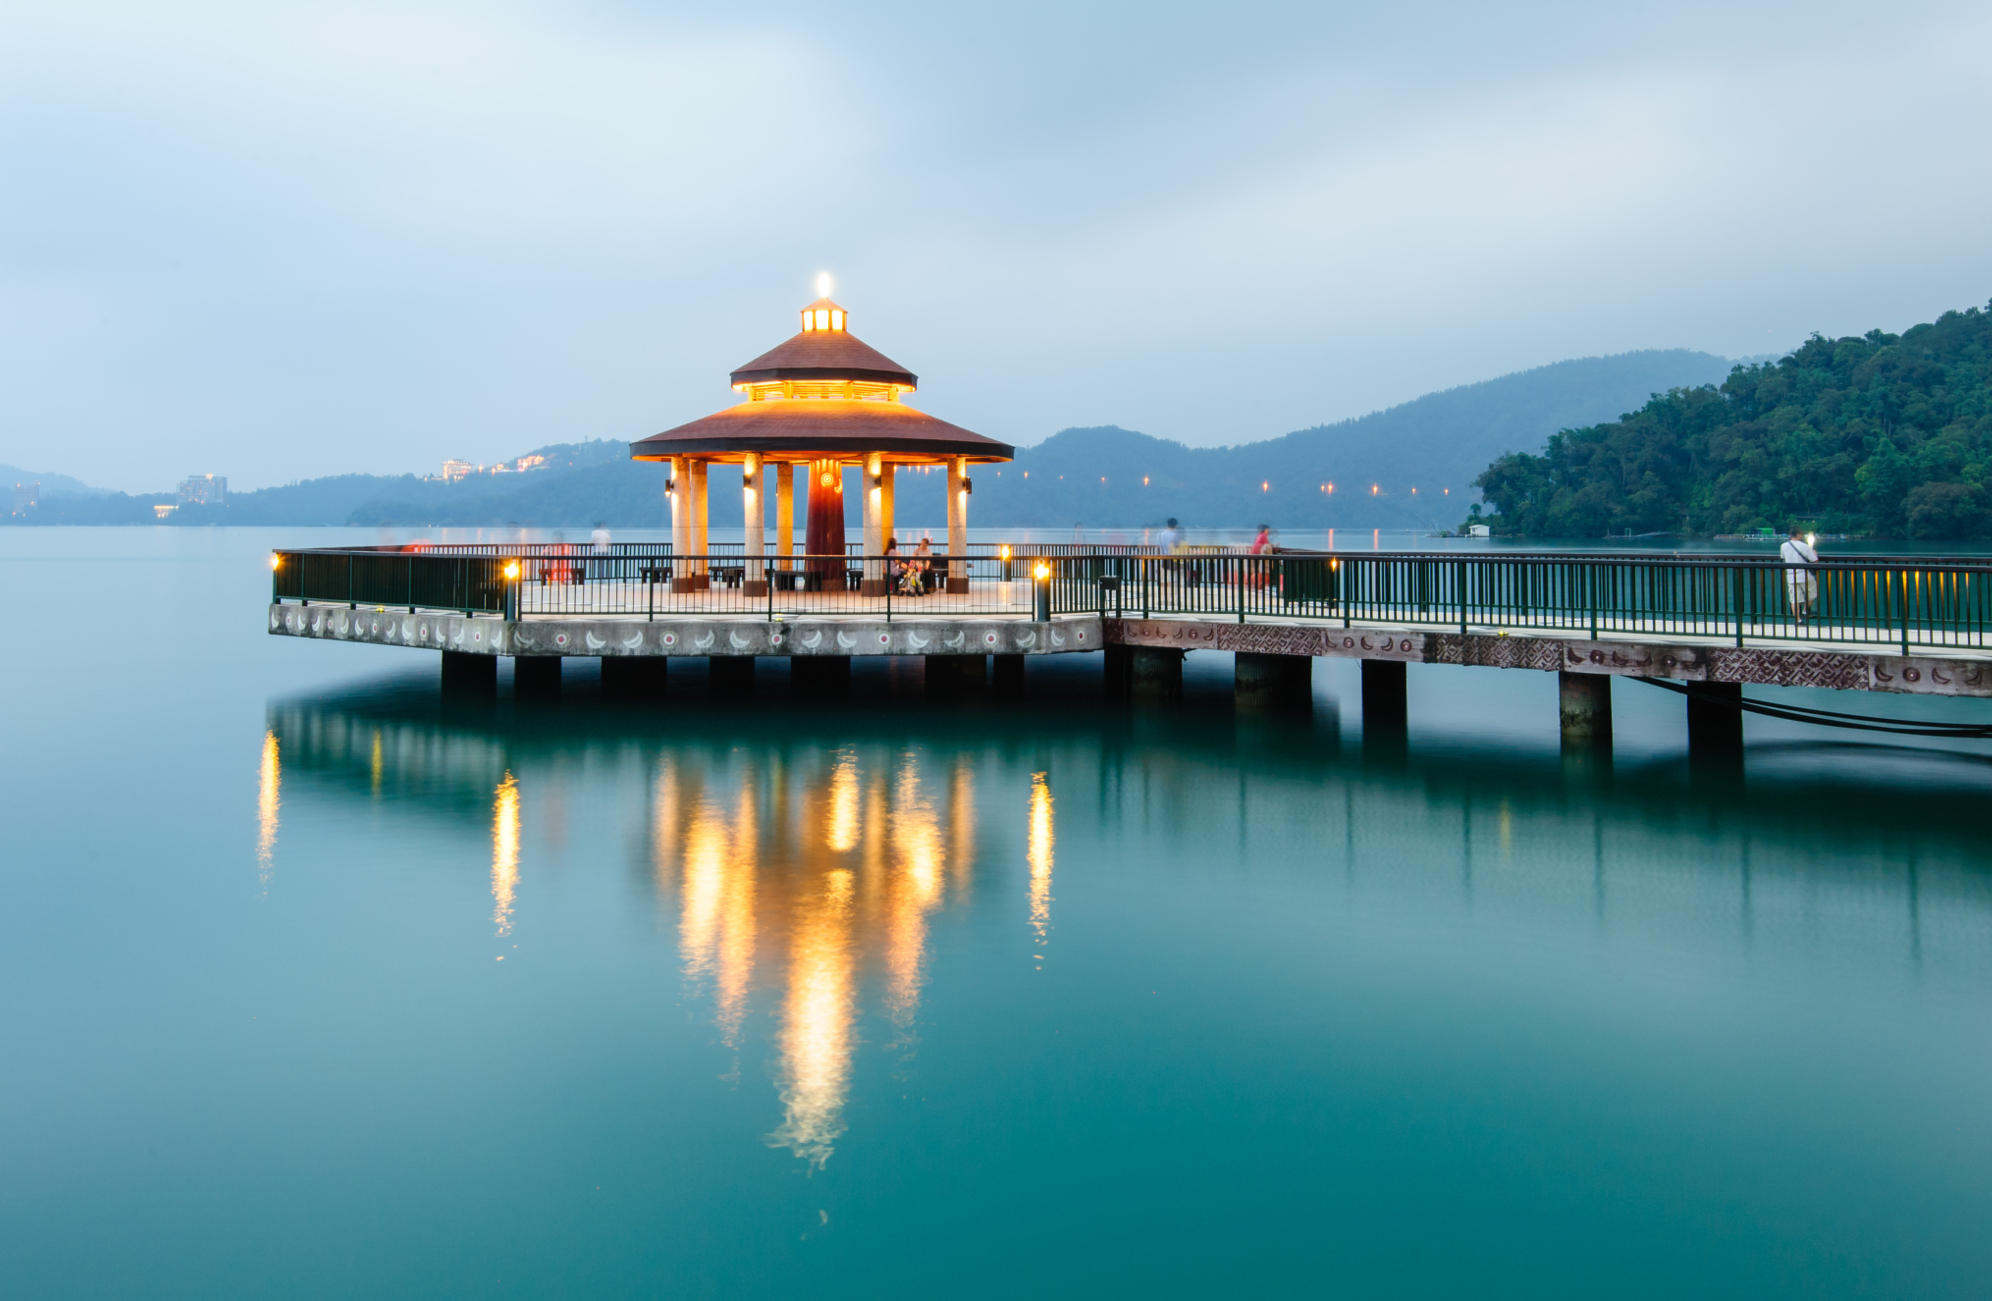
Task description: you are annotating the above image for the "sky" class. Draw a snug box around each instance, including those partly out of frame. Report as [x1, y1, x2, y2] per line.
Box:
[5, 0, 1992, 492]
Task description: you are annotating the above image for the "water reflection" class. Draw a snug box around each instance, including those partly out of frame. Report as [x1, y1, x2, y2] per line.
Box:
[263, 683, 1992, 1171]
[491, 772, 519, 938]
[1027, 772, 1055, 951]
[255, 730, 281, 889]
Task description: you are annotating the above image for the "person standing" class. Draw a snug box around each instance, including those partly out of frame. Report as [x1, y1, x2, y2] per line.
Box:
[1780, 526, 1820, 624]
[588, 521, 612, 585]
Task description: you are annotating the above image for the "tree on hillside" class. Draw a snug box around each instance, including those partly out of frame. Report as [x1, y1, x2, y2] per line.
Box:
[1474, 302, 1992, 539]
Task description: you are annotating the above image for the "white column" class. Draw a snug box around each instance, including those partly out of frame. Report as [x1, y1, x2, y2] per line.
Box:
[861, 452, 884, 595]
[690, 459, 709, 586]
[774, 461, 794, 581]
[669, 457, 693, 592]
[741, 453, 765, 594]
[947, 455, 968, 593]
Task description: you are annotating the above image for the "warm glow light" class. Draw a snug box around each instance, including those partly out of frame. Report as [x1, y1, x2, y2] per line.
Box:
[1033, 562, 1049, 581]
[999, 544, 1011, 560]
[770, 863, 855, 1170]
[819, 470, 833, 489]
[1027, 772, 1054, 946]
[1371, 484, 1379, 495]
[503, 561, 520, 580]
[829, 310, 844, 330]
[813, 309, 829, 330]
[1261, 480, 1269, 492]
[268, 553, 281, 570]
[255, 730, 281, 886]
[816, 271, 833, 298]
[1142, 476, 1150, 486]
[491, 771, 520, 938]
[826, 752, 859, 854]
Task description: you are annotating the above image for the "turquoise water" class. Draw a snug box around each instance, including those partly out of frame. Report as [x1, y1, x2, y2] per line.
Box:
[5, 527, 1992, 1298]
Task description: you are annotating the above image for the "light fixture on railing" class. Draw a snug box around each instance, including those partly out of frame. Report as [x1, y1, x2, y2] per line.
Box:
[503, 561, 519, 580]
[1032, 561, 1051, 622]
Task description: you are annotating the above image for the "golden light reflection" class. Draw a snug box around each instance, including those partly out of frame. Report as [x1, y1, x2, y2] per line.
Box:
[369, 729, 383, 800]
[769, 866, 855, 1169]
[1028, 771, 1055, 947]
[886, 754, 944, 1027]
[643, 747, 993, 1168]
[255, 730, 281, 887]
[826, 751, 860, 853]
[491, 771, 520, 937]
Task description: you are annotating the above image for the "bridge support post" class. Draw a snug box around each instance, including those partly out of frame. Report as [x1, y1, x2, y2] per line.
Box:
[791, 655, 849, 697]
[1558, 672, 1612, 750]
[1361, 660, 1407, 730]
[925, 654, 987, 696]
[709, 656, 756, 694]
[1129, 647, 1183, 703]
[1686, 682, 1743, 754]
[442, 650, 495, 693]
[1235, 652, 1312, 710]
[1103, 645, 1132, 700]
[514, 656, 561, 697]
[993, 653, 1026, 696]
[601, 656, 667, 699]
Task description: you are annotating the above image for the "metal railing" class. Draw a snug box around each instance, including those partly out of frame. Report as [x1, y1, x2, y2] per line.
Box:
[269, 544, 1992, 652]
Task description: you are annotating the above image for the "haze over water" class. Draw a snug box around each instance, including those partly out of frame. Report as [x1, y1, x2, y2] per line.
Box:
[6, 528, 1992, 1298]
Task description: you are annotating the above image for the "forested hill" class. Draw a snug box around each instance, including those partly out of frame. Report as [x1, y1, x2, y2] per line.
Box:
[1475, 300, 1992, 539]
[975, 350, 1732, 529]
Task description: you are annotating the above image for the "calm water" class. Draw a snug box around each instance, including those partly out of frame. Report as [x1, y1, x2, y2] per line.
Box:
[6, 528, 1992, 1299]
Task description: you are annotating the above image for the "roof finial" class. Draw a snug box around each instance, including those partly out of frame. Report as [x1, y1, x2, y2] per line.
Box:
[815, 270, 833, 299]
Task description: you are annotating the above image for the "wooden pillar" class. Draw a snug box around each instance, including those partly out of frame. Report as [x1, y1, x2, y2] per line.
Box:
[442, 650, 495, 693]
[861, 453, 885, 596]
[602, 656, 667, 699]
[1558, 671, 1612, 750]
[669, 457, 696, 593]
[1687, 682, 1743, 754]
[1235, 651, 1312, 709]
[947, 455, 969, 593]
[1129, 646, 1183, 702]
[881, 462, 896, 555]
[1361, 659, 1407, 729]
[774, 461, 795, 586]
[742, 452, 766, 596]
[514, 656, 561, 697]
[690, 459, 709, 587]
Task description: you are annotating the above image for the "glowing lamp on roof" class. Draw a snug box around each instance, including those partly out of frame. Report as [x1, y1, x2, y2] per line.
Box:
[816, 271, 833, 299]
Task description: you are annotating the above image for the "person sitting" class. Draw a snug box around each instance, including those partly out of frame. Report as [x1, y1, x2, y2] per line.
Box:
[912, 536, 936, 594]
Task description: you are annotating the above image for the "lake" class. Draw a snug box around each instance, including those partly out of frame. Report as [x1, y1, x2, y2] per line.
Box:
[4, 527, 1992, 1298]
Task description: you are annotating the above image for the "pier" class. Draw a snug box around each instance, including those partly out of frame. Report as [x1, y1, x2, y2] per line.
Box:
[270, 542, 1992, 754]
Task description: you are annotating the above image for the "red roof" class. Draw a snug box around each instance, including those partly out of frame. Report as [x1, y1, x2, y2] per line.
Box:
[631, 398, 1013, 462]
[730, 328, 917, 387]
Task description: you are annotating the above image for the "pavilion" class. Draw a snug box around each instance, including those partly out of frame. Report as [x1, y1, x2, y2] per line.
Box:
[631, 279, 1014, 595]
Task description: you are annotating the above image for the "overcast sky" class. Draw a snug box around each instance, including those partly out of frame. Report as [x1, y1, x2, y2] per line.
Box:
[6, 0, 1991, 491]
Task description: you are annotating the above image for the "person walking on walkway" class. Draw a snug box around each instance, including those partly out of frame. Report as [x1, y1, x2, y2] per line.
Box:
[1781, 526, 1820, 625]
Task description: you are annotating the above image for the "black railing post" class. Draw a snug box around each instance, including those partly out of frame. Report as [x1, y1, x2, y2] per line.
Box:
[1900, 569, 1912, 656]
[1733, 565, 1745, 648]
[407, 556, 415, 613]
[1237, 557, 1247, 624]
[1457, 559, 1467, 636]
[347, 553, 356, 610]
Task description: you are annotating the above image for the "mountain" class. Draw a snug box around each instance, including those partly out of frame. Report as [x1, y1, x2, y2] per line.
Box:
[1474, 300, 1992, 539]
[8, 349, 1735, 529]
[0, 464, 113, 498]
[973, 350, 1736, 530]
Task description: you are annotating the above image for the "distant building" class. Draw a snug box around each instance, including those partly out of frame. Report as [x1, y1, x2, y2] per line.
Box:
[153, 503, 178, 520]
[515, 454, 546, 472]
[10, 481, 37, 517]
[178, 474, 228, 506]
[441, 459, 476, 482]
